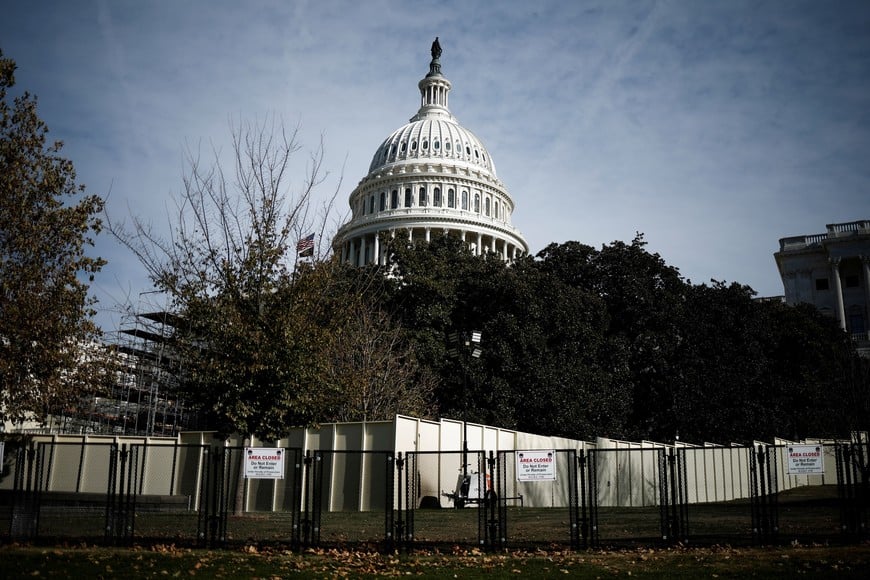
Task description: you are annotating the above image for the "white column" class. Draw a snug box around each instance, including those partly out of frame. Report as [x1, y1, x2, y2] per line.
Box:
[425, 227, 431, 242]
[373, 232, 380, 266]
[476, 233, 483, 256]
[359, 237, 367, 267]
[502, 242, 508, 260]
[830, 257, 846, 330]
[340, 242, 347, 263]
[490, 237, 496, 253]
[349, 239, 356, 266]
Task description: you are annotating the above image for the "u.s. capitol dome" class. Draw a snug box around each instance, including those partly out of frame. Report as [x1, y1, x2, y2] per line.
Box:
[334, 38, 528, 264]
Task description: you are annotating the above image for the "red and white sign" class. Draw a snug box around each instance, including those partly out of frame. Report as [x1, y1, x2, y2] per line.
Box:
[786, 445, 825, 475]
[244, 447, 285, 479]
[515, 449, 557, 481]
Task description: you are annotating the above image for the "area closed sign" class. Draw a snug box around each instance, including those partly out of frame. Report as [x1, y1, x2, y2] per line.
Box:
[516, 449, 556, 481]
[244, 447, 285, 479]
[786, 445, 824, 475]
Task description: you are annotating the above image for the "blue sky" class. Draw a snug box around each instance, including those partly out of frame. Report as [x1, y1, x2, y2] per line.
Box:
[2, 0, 869, 331]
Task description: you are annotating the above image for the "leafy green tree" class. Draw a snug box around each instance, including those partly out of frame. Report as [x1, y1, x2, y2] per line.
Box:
[537, 237, 689, 440]
[0, 50, 106, 425]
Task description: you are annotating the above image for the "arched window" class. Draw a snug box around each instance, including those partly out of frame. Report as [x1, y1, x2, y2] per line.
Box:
[445, 141, 452, 152]
[448, 188, 455, 208]
[422, 139, 428, 150]
[434, 140, 440, 150]
[379, 191, 386, 211]
[401, 141, 407, 152]
[461, 190, 469, 210]
[433, 187, 441, 207]
[391, 189, 398, 209]
[474, 193, 480, 213]
[404, 188, 412, 207]
[419, 187, 427, 206]
[410, 140, 417, 151]
[369, 196, 375, 214]
[494, 200, 499, 219]
[485, 197, 490, 216]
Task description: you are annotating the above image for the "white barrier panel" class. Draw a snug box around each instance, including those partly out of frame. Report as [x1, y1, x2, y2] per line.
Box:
[3, 422, 852, 512]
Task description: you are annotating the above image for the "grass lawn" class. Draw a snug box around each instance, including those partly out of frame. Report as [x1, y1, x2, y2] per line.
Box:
[2, 542, 870, 578]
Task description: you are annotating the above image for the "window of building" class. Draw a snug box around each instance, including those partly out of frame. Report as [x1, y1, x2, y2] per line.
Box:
[434, 140, 440, 150]
[411, 140, 417, 151]
[422, 139, 428, 151]
[845, 274, 860, 288]
[445, 141, 451, 151]
[461, 190, 468, 210]
[379, 192, 386, 211]
[815, 278, 829, 291]
[391, 189, 398, 209]
[494, 200, 500, 219]
[484, 197, 490, 216]
[419, 187, 427, 206]
[474, 193, 480, 213]
[849, 313, 866, 335]
[401, 141, 407, 152]
[404, 188, 412, 207]
[369, 196, 374, 214]
[433, 187, 441, 207]
[448, 188, 455, 208]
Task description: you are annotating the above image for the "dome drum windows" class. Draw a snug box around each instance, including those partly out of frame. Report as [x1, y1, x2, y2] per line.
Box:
[391, 189, 399, 209]
[473, 193, 480, 213]
[461, 190, 469, 210]
[448, 188, 455, 208]
[379, 192, 386, 212]
[404, 188, 412, 208]
[433, 187, 441, 207]
[419, 187, 427, 206]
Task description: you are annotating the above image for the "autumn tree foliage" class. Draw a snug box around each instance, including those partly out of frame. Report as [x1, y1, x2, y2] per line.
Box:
[0, 50, 106, 425]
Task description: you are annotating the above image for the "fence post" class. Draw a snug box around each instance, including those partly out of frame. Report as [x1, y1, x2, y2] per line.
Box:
[484, 450, 502, 550]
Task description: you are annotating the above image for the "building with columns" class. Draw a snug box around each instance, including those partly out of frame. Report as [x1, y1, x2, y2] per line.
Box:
[333, 39, 529, 265]
[774, 219, 870, 354]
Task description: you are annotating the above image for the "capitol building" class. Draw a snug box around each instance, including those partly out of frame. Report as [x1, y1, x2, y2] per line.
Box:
[333, 39, 529, 265]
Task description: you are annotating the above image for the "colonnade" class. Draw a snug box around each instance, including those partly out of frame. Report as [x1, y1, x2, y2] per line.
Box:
[338, 226, 523, 267]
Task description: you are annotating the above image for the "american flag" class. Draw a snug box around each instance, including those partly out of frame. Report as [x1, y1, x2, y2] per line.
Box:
[296, 233, 315, 257]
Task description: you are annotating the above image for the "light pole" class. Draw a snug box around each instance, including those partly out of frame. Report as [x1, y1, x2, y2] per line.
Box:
[448, 330, 482, 479]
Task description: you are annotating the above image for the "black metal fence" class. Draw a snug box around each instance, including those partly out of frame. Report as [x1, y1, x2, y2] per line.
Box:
[1, 439, 867, 551]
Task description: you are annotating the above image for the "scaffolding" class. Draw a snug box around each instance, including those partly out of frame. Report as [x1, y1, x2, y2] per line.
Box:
[47, 311, 193, 436]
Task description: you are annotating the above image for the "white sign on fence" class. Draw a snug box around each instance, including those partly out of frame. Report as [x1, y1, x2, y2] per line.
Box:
[515, 449, 557, 481]
[244, 447, 285, 479]
[786, 444, 824, 475]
